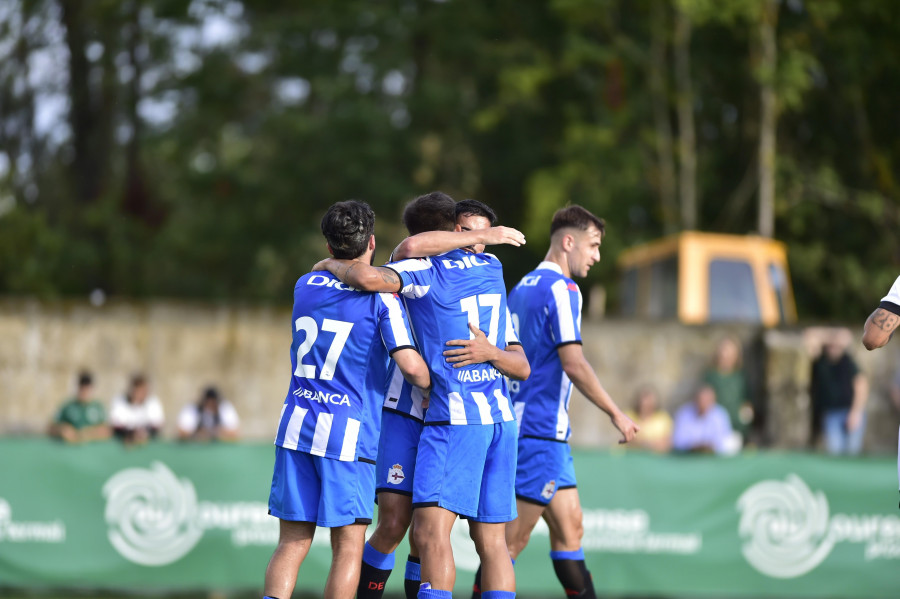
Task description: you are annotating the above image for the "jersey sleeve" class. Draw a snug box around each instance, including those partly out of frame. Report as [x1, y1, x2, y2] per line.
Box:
[548, 279, 583, 347]
[387, 258, 435, 299]
[377, 292, 417, 355]
[880, 275, 900, 315]
[504, 306, 521, 347]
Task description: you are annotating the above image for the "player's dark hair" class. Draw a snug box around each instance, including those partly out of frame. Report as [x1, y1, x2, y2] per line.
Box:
[320, 200, 376, 260]
[550, 205, 605, 237]
[455, 199, 497, 225]
[402, 192, 456, 235]
[77, 371, 93, 387]
[130, 374, 147, 388]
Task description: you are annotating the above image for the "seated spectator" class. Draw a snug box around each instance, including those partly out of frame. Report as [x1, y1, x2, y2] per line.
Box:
[48, 371, 111, 443]
[703, 337, 752, 442]
[177, 386, 240, 442]
[672, 384, 736, 455]
[810, 331, 868, 455]
[109, 374, 164, 445]
[625, 385, 672, 453]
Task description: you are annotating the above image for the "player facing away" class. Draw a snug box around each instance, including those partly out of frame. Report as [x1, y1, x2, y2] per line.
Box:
[861, 274, 900, 499]
[314, 192, 530, 599]
[355, 198, 529, 599]
[471, 205, 639, 599]
[263, 201, 430, 599]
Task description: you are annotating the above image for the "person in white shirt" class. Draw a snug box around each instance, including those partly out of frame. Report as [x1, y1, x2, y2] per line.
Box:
[177, 386, 240, 442]
[109, 374, 164, 445]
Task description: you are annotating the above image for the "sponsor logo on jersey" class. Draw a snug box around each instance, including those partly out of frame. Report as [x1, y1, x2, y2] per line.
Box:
[387, 464, 405, 485]
[520, 275, 542, 287]
[292, 387, 352, 406]
[567, 282, 578, 292]
[456, 366, 501, 383]
[441, 255, 490, 270]
[541, 480, 557, 500]
[306, 275, 359, 292]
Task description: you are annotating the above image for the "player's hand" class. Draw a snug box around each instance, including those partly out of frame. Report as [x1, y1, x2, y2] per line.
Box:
[443, 323, 498, 367]
[311, 259, 332, 272]
[612, 411, 639, 444]
[480, 226, 526, 247]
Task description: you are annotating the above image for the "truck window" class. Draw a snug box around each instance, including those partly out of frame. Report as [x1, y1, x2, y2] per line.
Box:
[621, 267, 638, 317]
[649, 257, 678, 319]
[708, 259, 760, 322]
[768, 262, 788, 324]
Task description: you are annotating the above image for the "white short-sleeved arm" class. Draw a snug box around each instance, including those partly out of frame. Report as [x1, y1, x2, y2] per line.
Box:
[146, 396, 165, 428]
[881, 275, 900, 313]
[177, 405, 199, 434]
[219, 401, 240, 431]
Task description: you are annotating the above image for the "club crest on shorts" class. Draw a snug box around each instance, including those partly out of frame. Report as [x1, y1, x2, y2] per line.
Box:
[387, 463, 405, 485]
[541, 480, 557, 500]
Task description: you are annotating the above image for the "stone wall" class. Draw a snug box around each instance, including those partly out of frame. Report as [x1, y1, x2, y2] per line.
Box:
[2, 298, 898, 452]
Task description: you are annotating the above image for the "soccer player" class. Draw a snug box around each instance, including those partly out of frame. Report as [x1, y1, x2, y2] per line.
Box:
[471, 205, 639, 599]
[861, 275, 900, 501]
[315, 192, 529, 599]
[263, 201, 430, 599]
[356, 199, 526, 599]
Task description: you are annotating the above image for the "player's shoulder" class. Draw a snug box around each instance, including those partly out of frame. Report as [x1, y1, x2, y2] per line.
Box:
[388, 256, 433, 273]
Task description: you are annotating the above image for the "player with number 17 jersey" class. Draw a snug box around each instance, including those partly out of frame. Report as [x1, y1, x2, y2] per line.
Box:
[389, 249, 520, 522]
[391, 251, 519, 426]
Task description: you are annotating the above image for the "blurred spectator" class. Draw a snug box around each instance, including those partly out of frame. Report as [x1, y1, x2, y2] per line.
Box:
[810, 333, 868, 455]
[703, 337, 752, 442]
[624, 385, 672, 453]
[671, 384, 736, 455]
[109, 374, 165, 445]
[48, 371, 111, 443]
[177, 386, 240, 442]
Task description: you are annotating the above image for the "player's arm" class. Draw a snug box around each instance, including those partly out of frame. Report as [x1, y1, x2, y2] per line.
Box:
[311, 259, 402, 293]
[558, 343, 639, 444]
[393, 348, 431, 390]
[862, 307, 900, 350]
[392, 227, 526, 259]
[443, 323, 531, 380]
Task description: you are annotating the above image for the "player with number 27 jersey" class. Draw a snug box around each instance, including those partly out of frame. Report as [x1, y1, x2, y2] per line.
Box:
[274, 271, 416, 463]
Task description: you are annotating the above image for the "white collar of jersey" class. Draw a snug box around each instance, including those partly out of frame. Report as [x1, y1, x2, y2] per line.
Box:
[536, 260, 564, 275]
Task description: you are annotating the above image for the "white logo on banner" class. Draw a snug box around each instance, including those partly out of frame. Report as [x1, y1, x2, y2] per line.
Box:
[737, 474, 834, 578]
[0, 497, 66, 544]
[737, 473, 900, 579]
[103, 462, 204, 566]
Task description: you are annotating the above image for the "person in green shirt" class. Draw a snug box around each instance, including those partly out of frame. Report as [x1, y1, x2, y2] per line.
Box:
[703, 337, 752, 440]
[48, 371, 111, 443]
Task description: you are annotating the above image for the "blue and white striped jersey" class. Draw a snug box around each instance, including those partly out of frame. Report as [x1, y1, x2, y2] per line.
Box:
[274, 272, 417, 462]
[382, 362, 427, 421]
[389, 249, 519, 426]
[507, 261, 583, 441]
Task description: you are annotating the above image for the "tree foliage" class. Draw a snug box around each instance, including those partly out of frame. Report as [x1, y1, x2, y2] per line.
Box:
[1, 0, 898, 319]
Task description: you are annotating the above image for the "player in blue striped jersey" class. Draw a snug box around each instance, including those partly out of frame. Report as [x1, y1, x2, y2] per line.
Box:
[264, 201, 430, 599]
[471, 206, 639, 599]
[315, 192, 529, 599]
[354, 199, 527, 599]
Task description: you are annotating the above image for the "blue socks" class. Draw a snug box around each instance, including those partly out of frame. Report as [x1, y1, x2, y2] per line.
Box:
[357, 542, 396, 599]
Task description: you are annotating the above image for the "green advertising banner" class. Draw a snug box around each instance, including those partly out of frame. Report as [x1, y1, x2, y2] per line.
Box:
[0, 439, 897, 597]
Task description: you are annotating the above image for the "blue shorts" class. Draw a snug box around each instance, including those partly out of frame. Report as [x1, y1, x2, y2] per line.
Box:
[268, 446, 376, 527]
[376, 410, 423, 497]
[413, 420, 517, 523]
[514, 437, 577, 506]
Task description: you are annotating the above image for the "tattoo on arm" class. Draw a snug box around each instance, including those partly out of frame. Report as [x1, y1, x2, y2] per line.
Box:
[872, 309, 900, 332]
[379, 268, 400, 286]
[340, 262, 357, 281]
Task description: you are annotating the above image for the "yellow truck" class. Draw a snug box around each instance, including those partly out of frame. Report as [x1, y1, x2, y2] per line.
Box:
[618, 232, 797, 326]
